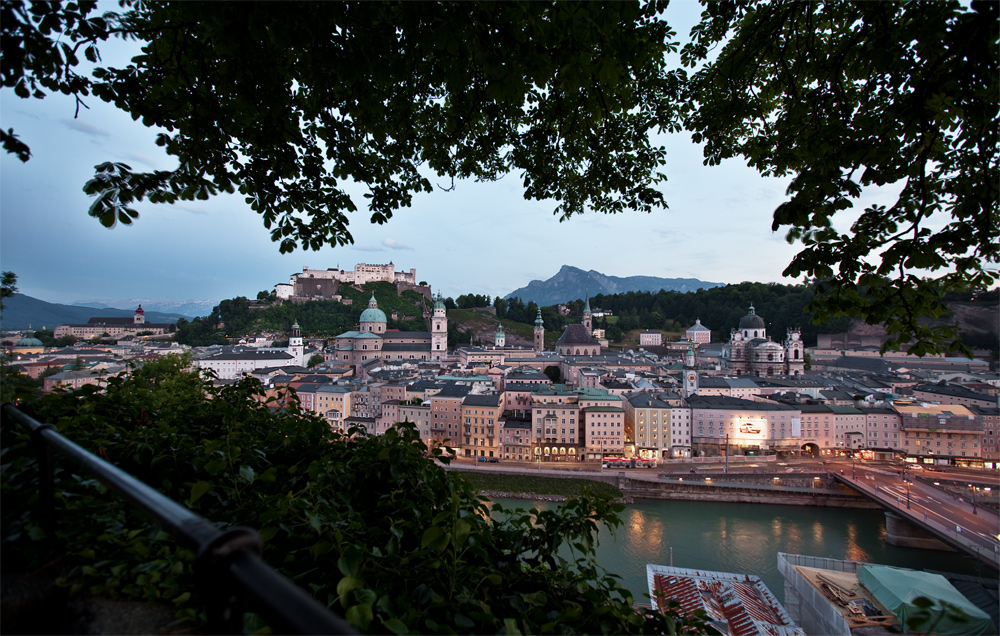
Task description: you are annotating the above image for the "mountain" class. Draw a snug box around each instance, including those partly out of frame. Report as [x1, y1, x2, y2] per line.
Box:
[71, 298, 217, 317]
[504, 265, 724, 307]
[0, 294, 189, 331]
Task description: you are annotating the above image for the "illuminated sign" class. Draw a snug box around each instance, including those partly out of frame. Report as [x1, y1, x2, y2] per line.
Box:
[738, 422, 761, 435]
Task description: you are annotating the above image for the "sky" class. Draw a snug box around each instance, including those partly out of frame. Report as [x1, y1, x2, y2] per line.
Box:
[0, 2, 895, 309]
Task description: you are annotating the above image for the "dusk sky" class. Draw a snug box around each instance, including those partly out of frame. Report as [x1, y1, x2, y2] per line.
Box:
[1, 2, 897, 309]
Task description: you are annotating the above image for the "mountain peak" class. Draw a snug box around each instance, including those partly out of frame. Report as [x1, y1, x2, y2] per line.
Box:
[505, 266, 723, 306]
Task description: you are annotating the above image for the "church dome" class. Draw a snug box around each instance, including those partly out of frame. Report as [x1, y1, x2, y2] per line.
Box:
[360, 306, 387, 323]
[16, 337, 44, 347]
[738, 305, 766, 330]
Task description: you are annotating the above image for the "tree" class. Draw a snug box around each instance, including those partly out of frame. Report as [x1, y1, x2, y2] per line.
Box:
[681, 1, 998, 355]
[306, 353, 324, 368]
[543, 365, 562, 384]
[0, 271, 16, 310]
[2, 2, 996, 354]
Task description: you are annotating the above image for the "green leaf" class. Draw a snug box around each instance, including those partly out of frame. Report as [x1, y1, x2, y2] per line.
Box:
[420, 526, 450, 552]
[381, 618, 409, 635]
[189, 480, 212, 504]
[337, 576, 363, 607]
[239, 465, 255, 483]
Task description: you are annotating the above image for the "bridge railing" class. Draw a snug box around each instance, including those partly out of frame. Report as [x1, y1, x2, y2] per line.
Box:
[835, 472, 1000, 571]
[1, 403, 356, 635]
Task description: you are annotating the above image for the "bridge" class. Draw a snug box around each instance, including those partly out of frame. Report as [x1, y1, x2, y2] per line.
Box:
[833, 469, 1000, 572]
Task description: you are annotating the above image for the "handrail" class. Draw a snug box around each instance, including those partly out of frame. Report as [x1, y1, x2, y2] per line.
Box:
[1, 403, 356, 635]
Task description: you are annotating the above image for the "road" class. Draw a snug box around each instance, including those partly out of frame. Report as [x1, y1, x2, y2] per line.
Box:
[835, 467, 1000, 569]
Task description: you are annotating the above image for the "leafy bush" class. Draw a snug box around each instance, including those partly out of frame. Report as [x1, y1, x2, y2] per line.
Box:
[1, 355, 709, 634]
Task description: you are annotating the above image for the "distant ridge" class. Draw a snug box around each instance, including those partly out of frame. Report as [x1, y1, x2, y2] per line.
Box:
[71, 298, 217, 317]
[504, 265, 724, 307]
[0, 294, 188, 331]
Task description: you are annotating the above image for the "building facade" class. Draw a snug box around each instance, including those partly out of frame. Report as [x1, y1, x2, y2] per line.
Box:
[721, 305, 805, 377]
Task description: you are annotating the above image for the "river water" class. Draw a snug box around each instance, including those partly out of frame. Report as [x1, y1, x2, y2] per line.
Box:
[491, 498, 988, 605]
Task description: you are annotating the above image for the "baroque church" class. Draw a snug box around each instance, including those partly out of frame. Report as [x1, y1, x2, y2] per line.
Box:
[721, 305, 805, 377]
[554, 296, 603, 356]
[333, 294, 447, 375]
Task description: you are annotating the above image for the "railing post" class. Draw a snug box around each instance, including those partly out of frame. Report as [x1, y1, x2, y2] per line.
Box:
[197, 527, 263, 634]
[32, 423, 57, 533]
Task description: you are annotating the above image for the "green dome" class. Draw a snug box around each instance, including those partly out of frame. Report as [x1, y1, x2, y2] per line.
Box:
[16, 337, 44, 347]
[434, 297, 446, 310]
[360, 307, 387, 323]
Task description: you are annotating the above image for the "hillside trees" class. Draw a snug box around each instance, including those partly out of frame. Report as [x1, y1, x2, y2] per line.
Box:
[2, 1, 996, 352]
[681, 1, 998, 355]
[0, 358, 709, 634]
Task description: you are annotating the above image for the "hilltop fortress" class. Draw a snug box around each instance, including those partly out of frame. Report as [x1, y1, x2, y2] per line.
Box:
[274, 263, 430, 303]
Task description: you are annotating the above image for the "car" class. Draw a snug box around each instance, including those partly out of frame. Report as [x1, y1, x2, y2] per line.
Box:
[476, 456, 488, 462]
[487, 457, 499, 463]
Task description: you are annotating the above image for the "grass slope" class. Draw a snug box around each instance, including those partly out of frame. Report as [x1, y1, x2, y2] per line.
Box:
[462, 472, 623, 499]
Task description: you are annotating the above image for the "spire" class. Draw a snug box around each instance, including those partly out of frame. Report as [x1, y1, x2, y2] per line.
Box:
[534, 307, 544, 328]
[748, 303, 755, 315]
[368, 294, 378, 309]
[584, 294, 591, 314]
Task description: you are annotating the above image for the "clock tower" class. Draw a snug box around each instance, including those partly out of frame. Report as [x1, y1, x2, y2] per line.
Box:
[683, 345, 699, 398]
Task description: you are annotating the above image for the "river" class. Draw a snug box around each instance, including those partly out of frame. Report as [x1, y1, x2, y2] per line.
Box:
[490, 497, 988, 605]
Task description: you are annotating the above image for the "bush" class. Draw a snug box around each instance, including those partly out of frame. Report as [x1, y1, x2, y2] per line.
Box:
[1, 355, 708, 634]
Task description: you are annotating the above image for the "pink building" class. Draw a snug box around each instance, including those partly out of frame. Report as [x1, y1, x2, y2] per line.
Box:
[685, 319, 711, 344]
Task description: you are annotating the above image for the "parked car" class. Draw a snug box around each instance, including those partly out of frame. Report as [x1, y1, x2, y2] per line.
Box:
[476, 456, 488, 462]
[487, 457, 499, 463]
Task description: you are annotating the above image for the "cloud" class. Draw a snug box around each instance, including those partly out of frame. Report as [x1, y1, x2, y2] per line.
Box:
[353, 244, 385, 252]
[125, 151, 159, 169]
[61, 118, 110, 137]
[382, 238, 413, 250]
[171, 204, 209, 215]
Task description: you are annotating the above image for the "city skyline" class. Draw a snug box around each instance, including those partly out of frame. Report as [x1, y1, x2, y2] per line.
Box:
[0, 2, 898, 307]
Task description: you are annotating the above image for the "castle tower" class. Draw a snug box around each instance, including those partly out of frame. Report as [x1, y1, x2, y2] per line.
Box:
[494, 323, 506, 348]
[533, 308, 545, 352]
[683, 345, 699, 398]
[133, 305, 145, 325]
[431, 294, 447, 360]
[583, 294, 592, 333]
[289, 320, 304, 366]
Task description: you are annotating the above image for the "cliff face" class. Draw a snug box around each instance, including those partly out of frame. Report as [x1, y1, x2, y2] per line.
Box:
[504, 265, 723, 306]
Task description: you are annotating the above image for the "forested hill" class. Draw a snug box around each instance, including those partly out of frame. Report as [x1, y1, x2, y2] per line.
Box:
[587, 282, 998, 351]
[588, 282, 845, 345]
[174, 282, 431, 345]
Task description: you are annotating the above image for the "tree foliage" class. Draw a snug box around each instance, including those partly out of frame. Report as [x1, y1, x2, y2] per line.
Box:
[1, 357, 710, 634]
[0, 271, 17, 310]
[681, 0, 999, 355]
[2, 1, 997, 355]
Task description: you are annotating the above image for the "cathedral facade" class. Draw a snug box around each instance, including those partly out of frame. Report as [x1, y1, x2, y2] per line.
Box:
[333, 294, 446, 373]
[721, 305, 805, 377]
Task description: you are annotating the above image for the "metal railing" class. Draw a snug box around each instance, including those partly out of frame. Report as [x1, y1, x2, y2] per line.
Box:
[1, 403, 356, 635]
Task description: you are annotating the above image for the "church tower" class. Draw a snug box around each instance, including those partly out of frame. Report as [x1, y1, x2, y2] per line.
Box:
[431, 294, 447, 361]
[583, 294, 592, 333]
[494, 323, 506, 348]
[683, 344, 699, 398]
[784, 327, 805, 376]
[288, 320, 304, 366]
[533, 308, 545, 352]
[133, 305, 145, 325]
